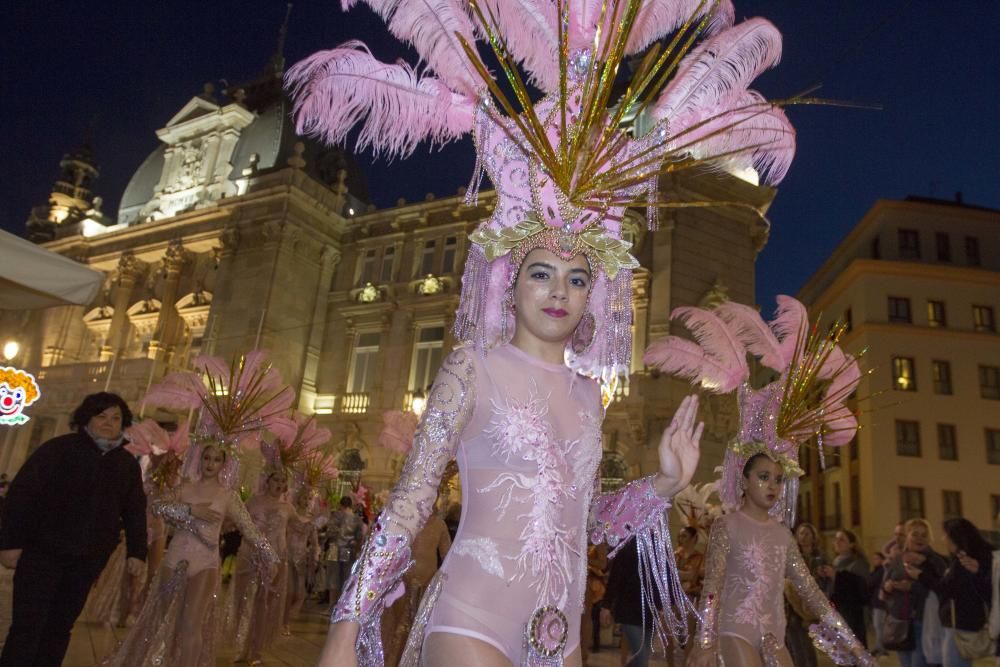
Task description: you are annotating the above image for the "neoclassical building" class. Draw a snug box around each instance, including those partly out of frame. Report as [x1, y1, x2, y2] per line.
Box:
[1, 49, 778, 492]
[796, 196, 1000, 551]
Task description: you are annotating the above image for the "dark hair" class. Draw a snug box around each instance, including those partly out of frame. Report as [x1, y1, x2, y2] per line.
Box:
[71, 392, 133, 432]
[742, 452, 772, 477]
[873, 551, 885, 560]
[201, 443, 228, 461]
[943, 518, 993, 565]
[680, 526, 698, 540]
[339, 496, 353, 509]
[837, 529, 866, 559]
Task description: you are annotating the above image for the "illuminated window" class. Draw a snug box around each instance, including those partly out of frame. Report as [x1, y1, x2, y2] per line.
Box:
[898, 229, 921, 260]
[379, 245, 395, 283]
[987, 429, 1000, 465]
[942, 490, 962, 521]
[442, 236, 458, 274]
[895, 420, 921, 457]
[965, 236, 981, 266]
[980, 365, 1000, 400]
[937, 424, 957, 460]
[899, 486, 925, 521]
[347, 332, 380, 394]
[892, 357, 917, 391]
[888, 297, 912, 323]
[932, 360, 952, 395]
[973, 305, 995, 333]
[927, 300, 946, 327]
[935, 232, 951, 262]
[410, 326, 444, 393]
[420, 239, 437, 276]
[358, 248, 376, 285]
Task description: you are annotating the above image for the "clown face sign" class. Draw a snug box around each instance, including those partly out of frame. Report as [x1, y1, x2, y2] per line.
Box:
[0, 367, 40, 426]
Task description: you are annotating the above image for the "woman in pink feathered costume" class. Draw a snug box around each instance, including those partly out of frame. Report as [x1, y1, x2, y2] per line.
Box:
[289, 0, 805, 664]
[644, 297, 874, 667]
[101, 352, 291, 667]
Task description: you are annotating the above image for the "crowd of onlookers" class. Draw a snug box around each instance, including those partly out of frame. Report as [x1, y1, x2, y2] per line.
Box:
[587, 516, 999, 667]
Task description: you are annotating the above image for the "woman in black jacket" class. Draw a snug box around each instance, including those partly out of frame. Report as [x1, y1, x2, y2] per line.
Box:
[916, 518, 993, 667]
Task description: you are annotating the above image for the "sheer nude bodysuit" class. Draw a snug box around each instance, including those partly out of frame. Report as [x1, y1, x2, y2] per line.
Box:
[103, 482, 269, 667]
[696, 510, 853, 666]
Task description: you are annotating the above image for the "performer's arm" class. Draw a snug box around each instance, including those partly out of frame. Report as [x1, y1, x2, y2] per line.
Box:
[689, 518, 728, 666]
[786, 532, 875, 666]
[329, 348, 476, 660]
[226, 491, 279, 576]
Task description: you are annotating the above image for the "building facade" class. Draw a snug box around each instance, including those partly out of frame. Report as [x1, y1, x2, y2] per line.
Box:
[0, 56, 778, 494]
[796, 197, 1000, 552]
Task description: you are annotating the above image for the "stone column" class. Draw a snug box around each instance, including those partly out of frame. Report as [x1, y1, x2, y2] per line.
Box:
[104, 251, 146, 357]
[150, 239, 190, 361]
[297, 246, 340, 413]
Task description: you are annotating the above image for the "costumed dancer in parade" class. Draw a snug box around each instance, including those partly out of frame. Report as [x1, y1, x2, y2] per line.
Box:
[284, 446, 337, 635]
[83, 419, 189, 627]
[288, 0, 803, 663]
[644, 296, 875, 666]
[102, 352, 290, 667]
[229, 410, 322, 663]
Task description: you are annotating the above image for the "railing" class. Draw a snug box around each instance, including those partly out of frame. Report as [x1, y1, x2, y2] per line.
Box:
[340, 392, 370, 415]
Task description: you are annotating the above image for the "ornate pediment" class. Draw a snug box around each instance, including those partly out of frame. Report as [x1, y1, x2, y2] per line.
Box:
[163, 96, 220, 129]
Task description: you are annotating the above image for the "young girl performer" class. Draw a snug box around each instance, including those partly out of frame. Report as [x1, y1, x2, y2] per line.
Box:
[644, 296, 874, 666]
[102, 352, 292, 667]
[290, 1, 802, 664]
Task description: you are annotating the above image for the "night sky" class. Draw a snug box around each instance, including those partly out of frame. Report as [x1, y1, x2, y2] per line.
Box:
[2, 1, 997, 307]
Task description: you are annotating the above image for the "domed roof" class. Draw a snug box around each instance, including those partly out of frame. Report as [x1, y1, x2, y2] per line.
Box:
[118, 93, 369, 226]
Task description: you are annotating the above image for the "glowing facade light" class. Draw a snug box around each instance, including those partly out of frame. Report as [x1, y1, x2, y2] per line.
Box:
[2, 341, 18, 361]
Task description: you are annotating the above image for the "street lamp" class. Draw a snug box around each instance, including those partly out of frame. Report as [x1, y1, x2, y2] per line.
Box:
[2, 341, 19, 362]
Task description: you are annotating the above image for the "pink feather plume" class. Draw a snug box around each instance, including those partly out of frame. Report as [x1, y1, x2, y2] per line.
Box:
[141, 371, 205, 411]
[770, 295, 809, 366]
[714, 301, 784, 371]
[654, 18, 783, 123]
[378, 410, 419, 455]
[286, 41, 475, 160]
[341, 0, 480, 93]
[672, 306, 749, 375]
[125, 418, 170, 457]
[643, 336, 745, 393]
[626, 0, 735, 54]
[479, 0, 559, 91]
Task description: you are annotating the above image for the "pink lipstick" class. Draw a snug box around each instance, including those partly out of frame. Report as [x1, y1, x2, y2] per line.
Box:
[542, 307, 568, 318]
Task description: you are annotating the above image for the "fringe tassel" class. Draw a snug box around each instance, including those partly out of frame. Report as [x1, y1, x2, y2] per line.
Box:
[635, 512, 696, 656]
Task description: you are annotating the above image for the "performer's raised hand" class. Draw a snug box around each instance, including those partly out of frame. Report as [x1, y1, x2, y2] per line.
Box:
[653, 394, 704, 498]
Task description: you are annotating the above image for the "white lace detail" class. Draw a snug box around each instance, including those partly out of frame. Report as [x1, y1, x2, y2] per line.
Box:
[453, 537, 505, 579]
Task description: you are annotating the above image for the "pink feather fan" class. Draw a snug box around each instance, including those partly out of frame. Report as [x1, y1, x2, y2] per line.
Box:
[377, 410, 419, 455]
[643, 306, 749, 393]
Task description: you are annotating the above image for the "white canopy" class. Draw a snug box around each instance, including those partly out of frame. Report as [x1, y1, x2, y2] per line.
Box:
[0, 229, 103, 309]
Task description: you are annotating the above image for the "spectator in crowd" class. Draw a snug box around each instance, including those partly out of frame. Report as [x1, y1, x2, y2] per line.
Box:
[600, 538, 659, 667]
[882, 517, 947, 667]
[0, 392, 147, 667]
[324, 495, 362, 604]
[917, 518, 993, 667]
[869, 550, 889, 656]
[785, 522, 826, 667]
[883, 520, 907, 558]
[582, 542, 609, 663]
[821, 529, 870, 647]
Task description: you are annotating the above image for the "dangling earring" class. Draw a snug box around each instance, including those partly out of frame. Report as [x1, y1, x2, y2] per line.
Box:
[738, 478, 747, 496]
[571, 311, 597, 355]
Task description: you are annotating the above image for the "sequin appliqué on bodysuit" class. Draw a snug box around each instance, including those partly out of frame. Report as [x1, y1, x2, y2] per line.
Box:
[478, 381, 585, 610]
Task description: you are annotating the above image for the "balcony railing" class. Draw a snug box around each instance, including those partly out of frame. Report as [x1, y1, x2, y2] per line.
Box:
[340, 392, 370, 415]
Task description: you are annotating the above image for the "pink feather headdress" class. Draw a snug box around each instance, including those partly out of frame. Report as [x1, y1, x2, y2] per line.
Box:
[261, 411, 333, 493]
[644, 296, 863, 524]
[141, 350, 295, 488]
[288, 0, 798, 386]
[125, 418, 191, 492]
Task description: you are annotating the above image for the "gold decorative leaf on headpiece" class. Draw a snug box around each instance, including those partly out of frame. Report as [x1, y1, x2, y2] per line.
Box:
[469, 214, 640, 278]
[727, 439, 805, 478]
